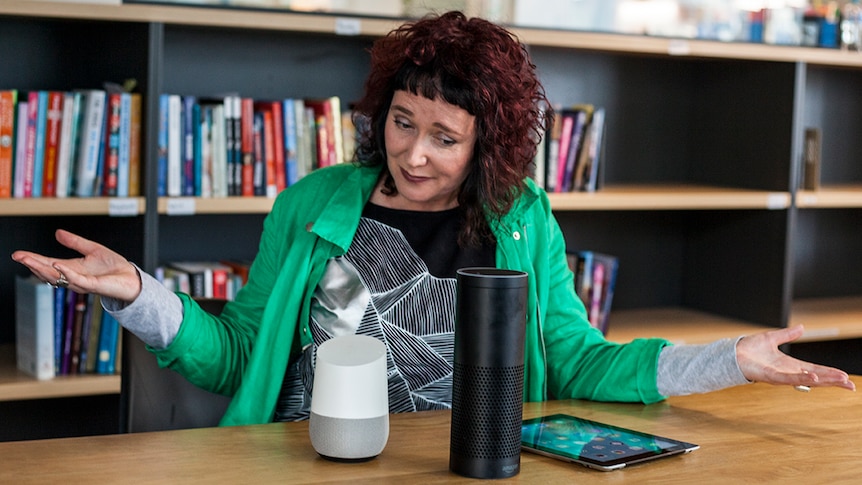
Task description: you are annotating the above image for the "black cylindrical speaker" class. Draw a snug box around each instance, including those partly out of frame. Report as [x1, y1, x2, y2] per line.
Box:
[449, 268, 528, 479]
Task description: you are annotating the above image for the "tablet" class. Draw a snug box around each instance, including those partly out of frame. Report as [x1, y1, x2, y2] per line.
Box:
[521, 413, 699, 471]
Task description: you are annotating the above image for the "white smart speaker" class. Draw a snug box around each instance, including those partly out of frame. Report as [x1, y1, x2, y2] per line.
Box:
[308, 334, 390, 462]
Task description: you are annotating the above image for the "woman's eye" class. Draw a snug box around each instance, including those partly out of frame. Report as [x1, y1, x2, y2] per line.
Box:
[394, 118, 411, 130]
[438, 136, 456, 146]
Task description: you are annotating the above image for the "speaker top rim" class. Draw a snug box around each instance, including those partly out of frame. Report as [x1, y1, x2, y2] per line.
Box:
[457, 268, 527, 288]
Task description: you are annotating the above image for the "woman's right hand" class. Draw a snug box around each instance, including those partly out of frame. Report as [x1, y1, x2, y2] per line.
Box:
[11, 229, 142, 303]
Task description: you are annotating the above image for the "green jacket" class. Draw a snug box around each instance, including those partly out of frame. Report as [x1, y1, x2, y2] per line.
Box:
[153, 163, 670, 426]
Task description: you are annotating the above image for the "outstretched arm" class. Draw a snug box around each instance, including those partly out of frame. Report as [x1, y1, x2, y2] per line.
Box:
[11, 228, 141, 303]
[736, 325, 856, 391]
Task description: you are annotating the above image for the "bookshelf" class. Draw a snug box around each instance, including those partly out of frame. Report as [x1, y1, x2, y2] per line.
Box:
[2, 1, 862, 437]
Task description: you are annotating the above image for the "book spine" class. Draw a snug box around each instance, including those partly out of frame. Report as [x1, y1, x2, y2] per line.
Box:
[182, 95, 196, 196]
[156, 93, 169, 196]
[54, 92, 76, 198]
[102, 92, 122, 197]
[199, 104, 213, 197]
[282, 98, 299, 186]
[128, 93, 142, 196]
[116, 92, 132, 197]
[0, 90, 16, 198]
[193, 102, 203, 196]
[96, 311, 120, 374]
[23, 92, 40, 198]
[12, 101, 29, 198]
[167, 94, 182, 197]
[240, 97, 255, 196]
[31, 91, 49, 198]
[74, 90, 107, 197]
[252, 110, 265, 196]
[41, 91, 63, 197]
[223, 96, 236, 196]
[554, 113, 574, 193]
[561, 109, 589, 193]
[262, 108, 277, 197]
[270, 100, 286, 193]
[210, 104, 227, 197]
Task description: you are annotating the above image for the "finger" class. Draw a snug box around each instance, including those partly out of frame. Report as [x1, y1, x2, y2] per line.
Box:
[54, 229, 106, 257]
[11, 250, 63, 282]
[767, 324, 805, 346]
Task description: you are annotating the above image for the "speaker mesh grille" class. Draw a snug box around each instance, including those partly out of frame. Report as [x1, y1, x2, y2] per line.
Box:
[450, 362, 524, 459]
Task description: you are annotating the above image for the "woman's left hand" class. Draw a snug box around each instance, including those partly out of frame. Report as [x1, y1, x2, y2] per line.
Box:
[736, 325, 856, 391]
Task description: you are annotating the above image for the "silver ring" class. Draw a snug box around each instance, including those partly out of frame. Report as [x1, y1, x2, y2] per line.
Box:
[53, 273, 69, 289]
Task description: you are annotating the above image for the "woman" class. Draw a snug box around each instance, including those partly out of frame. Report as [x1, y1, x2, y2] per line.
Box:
[12, 12, 854, 426]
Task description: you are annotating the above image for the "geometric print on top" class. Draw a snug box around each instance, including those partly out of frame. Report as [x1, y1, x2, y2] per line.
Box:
[273, 217, 455, 421]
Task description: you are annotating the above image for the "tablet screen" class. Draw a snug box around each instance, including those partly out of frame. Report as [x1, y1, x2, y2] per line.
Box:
[521, 413, 698, 471]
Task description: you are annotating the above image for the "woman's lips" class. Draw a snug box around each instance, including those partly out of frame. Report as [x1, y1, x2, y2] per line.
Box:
[401, 168, 429, 183]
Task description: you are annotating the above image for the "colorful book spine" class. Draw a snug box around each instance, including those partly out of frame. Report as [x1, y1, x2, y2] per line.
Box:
[117, 92, 132, 197]
[12, 101, 28, 198]
[55, 91, 82, 198]
[182, 95, 197, 196]
[41, 91, 64, 197]
[74, 89, 107, 197]
[101, 92, 122, 197]
[282, 98, 300, 186]
[127, 93, 142, 196]
[167, 94, 182, 197]
[0, 89, 16, 198]
[156, 93, 169, 196]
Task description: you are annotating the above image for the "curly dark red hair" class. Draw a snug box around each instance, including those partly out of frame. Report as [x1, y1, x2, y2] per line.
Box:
[353, 11, 551, 247]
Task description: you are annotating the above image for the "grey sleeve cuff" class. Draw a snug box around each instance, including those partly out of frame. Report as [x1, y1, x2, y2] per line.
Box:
[102, 266, 184, 350]
[656, 337, 751, 396]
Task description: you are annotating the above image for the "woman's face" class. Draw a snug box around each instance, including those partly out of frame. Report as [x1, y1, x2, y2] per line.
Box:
[377, 90, 477, 211]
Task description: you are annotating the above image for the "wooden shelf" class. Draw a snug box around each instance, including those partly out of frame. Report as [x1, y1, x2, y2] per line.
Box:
[797, 185, 862, 208]
[606, 299, 862, 345]
[789, 296, 862, 341]
[605, 307, 768, 345]
[157, 196, 275, 215]
[0, 344, 121, 402]
[0, 197, 145, 216]
[547, 185, 790, 211]
[5, 1, 862, 68]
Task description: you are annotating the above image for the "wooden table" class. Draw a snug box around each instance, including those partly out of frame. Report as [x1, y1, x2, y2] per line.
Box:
[1, 381, 860, 483]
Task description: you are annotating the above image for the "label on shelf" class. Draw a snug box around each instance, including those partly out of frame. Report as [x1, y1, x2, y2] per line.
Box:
[108, 198, 139, 217]
[335, 18, 361, 36]
[766, 193, 787, 209]
[667, 40, 691, 56]
[166, 197, 196, 215]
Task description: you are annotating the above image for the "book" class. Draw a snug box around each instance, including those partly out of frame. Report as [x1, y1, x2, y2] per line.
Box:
[0, 89, 16, 198]
[198, 103, 213, 197]
[251, 110, 266, 196]
[156, 93, 169, 196]
[240, 97, 255, 196]
[283, 99, 300, 181]
[67, 291, 88, 375]
[256, 100, 285, 193]
[22, 91, 42, 198]
[55, 91, 82, 198]
[574, 107, 606, 192]
[127, 93, 142, 196]
[569, 250, 618, 335]
[209, 102, 228, 197]
[30, 91, 49, 198]
[101, 91, 122, 196]
[167, 93, 182, 197]
[15, 276, 56, 380]
[83, 295, 104, 373]
[41, 91, 64, 197]
[12, 101, 28, 198]
[802, 127, 821, 191]
[559, 105, 593, 193]
[73, 89, 107, 197]
[116, 91, 132, 197]
[182, 95, 197, 196]
[96, 311, 120, 374]
[167, 261, 232, 299]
